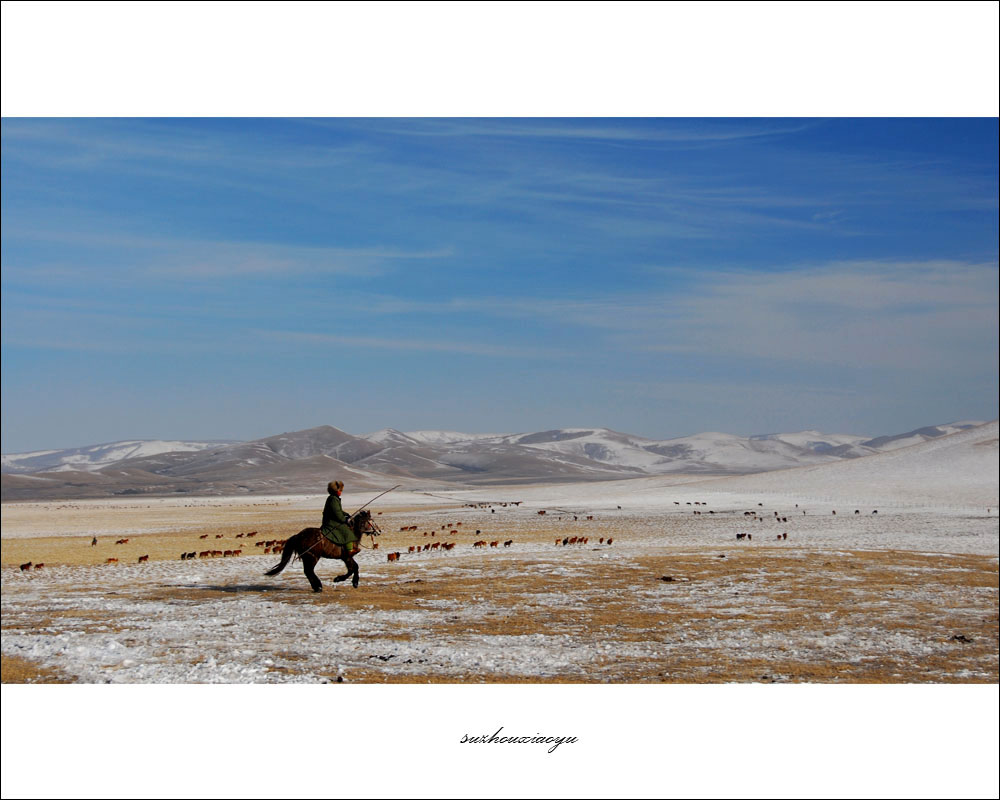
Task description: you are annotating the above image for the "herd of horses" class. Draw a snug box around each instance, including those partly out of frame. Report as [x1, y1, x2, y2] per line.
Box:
[12, 498, 886, 593]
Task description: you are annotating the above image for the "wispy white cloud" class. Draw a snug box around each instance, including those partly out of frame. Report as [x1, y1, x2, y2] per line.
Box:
[259, 330, 565, 359]
[1, 119, 374, 172]
[312, 118, 815, 144]
[607, 260, 998, 370]
[1, 226, 454, 283]
[328, 259, 999, 371]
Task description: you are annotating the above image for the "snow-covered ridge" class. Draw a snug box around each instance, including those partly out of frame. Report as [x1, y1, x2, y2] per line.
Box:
[3, 421, 992, 502]
[1, 440, 234, 474]
[399, 430, 508, 445]
[680, 420, 999, 509]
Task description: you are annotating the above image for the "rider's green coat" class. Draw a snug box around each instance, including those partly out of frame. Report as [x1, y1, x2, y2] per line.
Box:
[321, 493, 356, 548]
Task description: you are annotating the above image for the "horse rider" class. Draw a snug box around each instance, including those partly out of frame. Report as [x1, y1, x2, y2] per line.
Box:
[321, 480, 358, 556]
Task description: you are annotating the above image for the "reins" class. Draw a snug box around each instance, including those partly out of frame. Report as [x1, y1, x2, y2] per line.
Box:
[355, 518, 383, 549]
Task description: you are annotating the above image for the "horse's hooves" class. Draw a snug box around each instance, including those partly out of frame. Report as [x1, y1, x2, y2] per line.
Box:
[312, 586, 323, 593]
[352, 577, 359, 588]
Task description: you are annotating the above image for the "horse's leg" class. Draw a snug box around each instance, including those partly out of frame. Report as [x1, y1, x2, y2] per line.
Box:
[332, 546, 351, 582]
[301, 553, 323, 593]
[348, 554, 359, 588]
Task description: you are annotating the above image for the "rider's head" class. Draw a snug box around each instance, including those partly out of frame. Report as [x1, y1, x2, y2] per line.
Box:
[328, 480, 344, 495]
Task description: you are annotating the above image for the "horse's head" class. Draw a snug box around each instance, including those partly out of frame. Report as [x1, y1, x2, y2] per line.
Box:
[352, 509, 380, 537]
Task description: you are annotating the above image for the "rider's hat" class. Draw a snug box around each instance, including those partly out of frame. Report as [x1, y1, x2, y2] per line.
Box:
[328, 480, 344, 493]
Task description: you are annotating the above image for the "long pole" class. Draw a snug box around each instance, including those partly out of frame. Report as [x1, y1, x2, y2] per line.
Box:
[351, 484, 401, 516]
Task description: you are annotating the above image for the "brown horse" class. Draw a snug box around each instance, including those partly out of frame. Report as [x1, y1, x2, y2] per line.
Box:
[263, 511, 379, 592]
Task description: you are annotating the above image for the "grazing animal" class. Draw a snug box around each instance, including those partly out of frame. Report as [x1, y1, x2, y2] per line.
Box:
[263, 511, 379, 592]
[606, 538, 613, 545]
[91, 537, 97, 547]
[504, 540, 513, 547]
[138, 555, 149, 563]
[20, 562, 32, 571]
[34, 563, 44, 570]
[200, 534, 209, 539]
[106, 558, 118, 564]
[387, 552, 400, 563]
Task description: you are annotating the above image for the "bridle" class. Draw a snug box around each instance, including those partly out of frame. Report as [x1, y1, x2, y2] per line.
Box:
[356, 514, 383, 549]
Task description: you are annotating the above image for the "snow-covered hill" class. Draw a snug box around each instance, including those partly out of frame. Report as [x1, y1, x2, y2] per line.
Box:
[2, 420, 991, 501]
[681, 420, 999, 509]
[0, 440, 233, 474]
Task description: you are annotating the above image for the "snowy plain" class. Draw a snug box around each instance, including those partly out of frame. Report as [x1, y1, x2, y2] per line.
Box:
[2, 422, 997, 684]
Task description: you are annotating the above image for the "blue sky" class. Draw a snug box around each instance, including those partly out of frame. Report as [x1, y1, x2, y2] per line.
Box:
[1, 117, 997, 451]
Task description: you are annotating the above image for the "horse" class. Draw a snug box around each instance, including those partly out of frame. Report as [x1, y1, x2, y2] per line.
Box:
[263, 511, 379, 592]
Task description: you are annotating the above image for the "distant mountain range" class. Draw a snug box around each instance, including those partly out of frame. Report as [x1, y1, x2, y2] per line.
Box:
[0, 421, 987, 501]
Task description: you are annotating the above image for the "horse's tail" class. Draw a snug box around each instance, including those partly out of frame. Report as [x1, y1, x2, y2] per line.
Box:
[264, 531, 301, 577]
